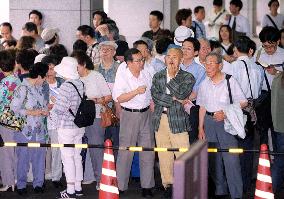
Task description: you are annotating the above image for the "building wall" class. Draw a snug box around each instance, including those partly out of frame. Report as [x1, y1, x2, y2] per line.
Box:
[9, 0, 95, 53]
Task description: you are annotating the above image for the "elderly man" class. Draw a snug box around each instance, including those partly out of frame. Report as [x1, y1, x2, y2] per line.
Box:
[112, 48, 155, 198]
[197, 52, 247, 199]
[0, 22, 16, 44]
[151, 48, 195, 198]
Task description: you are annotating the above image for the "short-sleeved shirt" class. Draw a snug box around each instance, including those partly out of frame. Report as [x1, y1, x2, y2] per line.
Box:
[192, 20, 206, 39]
[80, 70, 111, 118]
[226, 14, 251, 36]
[112, 67, 152, 109]
[258, 47, 284, 90]
[197, 74, 247, 112]
[86, 42, 100, 66]
[229, 56, 264, 99]
[262, 14, 284, 30]
[0, 74, 21, 112]
[180, 61, 206, 93]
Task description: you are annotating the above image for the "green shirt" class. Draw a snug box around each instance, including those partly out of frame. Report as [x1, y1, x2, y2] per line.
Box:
[271, 73, 284, 132]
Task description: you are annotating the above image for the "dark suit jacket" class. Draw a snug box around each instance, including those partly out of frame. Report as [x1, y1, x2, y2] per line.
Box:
[151, 68, 195, 133]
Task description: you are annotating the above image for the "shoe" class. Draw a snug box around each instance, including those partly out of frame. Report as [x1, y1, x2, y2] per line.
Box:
[57, 189, 76, 199]
[34, 186, 44, 193]
[142, 188, 153, 198]
[75, 190, 84, 197]
[53, 181, 64, 188]
[0, 185, 15, 192]
[163, 185, 172, 199]
[17, 188, 27, 195]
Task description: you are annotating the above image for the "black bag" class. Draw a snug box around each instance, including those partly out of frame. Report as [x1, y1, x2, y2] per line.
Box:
[68, 82, 96, 128]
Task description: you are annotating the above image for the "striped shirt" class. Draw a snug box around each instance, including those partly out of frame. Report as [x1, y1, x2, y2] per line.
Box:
[50, 79, 84, 129]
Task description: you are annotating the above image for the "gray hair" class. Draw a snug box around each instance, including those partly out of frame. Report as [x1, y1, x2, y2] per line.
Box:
[205, 52, 223, 64]
[107, 23, 119, 40]
[198, 37, 210, 46]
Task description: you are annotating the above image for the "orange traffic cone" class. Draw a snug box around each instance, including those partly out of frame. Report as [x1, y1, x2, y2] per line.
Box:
[99, 139, 119, 199]
[254, 144, 274, 199]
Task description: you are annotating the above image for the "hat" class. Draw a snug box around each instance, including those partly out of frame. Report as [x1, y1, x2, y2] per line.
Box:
[140, 37, 154, 51]
[34, 54, 46, 63]
[174, 26, 194, 46]
[99, 41, 118, 49]
[54, 57, 79, 80]
[41, 27, 59, 42]
[115, 40, 129, 56]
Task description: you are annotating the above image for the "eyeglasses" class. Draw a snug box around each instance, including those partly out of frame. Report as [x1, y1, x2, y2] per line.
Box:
[100, 48, 114, 52]
[262, 43, 277, 50]
[132, 58, 145, 63]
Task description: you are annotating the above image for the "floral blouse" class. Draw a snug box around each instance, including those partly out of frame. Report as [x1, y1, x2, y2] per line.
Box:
[10, 79, 48, 142]
[0, 74, 21, 113]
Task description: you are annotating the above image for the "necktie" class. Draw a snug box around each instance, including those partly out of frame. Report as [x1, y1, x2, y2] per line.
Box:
[232, 16, 236, 31]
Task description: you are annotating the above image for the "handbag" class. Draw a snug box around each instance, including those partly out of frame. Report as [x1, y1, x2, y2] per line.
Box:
[0, 106, 26, 131]
[100, 98, 119, 128]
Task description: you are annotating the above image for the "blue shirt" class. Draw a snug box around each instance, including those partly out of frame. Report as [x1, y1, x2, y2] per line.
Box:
[180, 61, 206, 93]
[192, 20, 206, 39]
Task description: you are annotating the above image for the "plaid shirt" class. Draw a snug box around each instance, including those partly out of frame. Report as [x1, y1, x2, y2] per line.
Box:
[151, 69, 195, 133]
[86, 42, 100, 66]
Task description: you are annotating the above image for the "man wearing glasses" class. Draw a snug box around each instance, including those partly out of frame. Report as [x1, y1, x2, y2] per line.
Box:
[258, 26, 284, 146]
[112, 48, 155, 198]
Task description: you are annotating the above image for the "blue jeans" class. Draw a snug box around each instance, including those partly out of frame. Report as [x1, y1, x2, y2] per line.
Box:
[272, 131, 284, 193]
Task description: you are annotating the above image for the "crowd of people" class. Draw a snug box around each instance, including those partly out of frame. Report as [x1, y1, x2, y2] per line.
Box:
[0, 0, 284, 198]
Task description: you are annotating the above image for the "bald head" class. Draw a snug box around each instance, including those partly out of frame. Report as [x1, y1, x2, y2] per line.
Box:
[165, 48, 183, 70]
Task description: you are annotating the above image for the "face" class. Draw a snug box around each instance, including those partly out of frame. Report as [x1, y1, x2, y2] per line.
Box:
[47, 63, 56, 77]
[196, 9, 205, 20]
[205, 55, 222, 78]
[136, 44, 149, 59]
[229, 4, 239, 15]
[199, 40, 211, 61]
[270, 1, 279, 12]
[219, 27, 230, 41]
[29, 14, 42, 26]
[93, 14, 102, 28]
[149, 15, 160, 29]
[182, 41, 197, 60]
[77, 63, 88, 77]
[165, 49, 182, 70]
[99, 45, 116, 59]
[0, 25, 12, 41]
[262, 41, 278, 55]
[76, 30, 85, 40]
[128, 53, 144, 72]
[182, 16, 192, 27]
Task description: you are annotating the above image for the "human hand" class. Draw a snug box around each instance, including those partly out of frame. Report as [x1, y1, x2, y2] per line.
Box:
[96, 24, 109, 36]
[136, 85, 147, 95]
[213, 111, 226, 122]
[266, 66, 277, 75]
[198, 128, 206, 140]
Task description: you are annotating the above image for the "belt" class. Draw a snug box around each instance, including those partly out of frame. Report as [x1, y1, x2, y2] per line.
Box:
[121, 106, 149, 113]
[206, 111, 215, 116]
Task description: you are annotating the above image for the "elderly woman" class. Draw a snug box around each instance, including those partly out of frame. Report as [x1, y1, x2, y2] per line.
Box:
[97, 41, 120, 155]
[50, 57, 85, 198]
[71, 50, 111, 190]
[41, 55, 64, 188]
[10, 62, 49, 195]
[0, 50, 21, 192]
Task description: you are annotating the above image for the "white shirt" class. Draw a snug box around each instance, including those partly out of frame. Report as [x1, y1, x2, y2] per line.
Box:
[206, 8, 229, 39]
[258, 47, 284, 90]
[197, 74, 247, 112]
[226, 14, 251, 36]
[262, 13, 284, 30]
[230, 56, 264, 99]
[80, 70, 111, 118]
[112, 67, 152, 109]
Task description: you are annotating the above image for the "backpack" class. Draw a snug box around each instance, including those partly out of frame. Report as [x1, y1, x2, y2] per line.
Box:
[67, 82, 96, 128]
